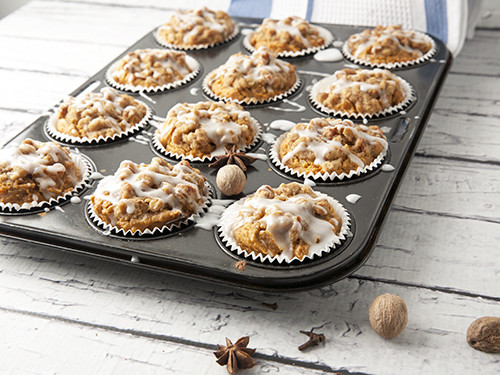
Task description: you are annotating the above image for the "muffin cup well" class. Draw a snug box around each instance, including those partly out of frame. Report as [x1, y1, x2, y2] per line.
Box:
[86, 182, 213, 237]
[269, 132, 388, 182]
[151, 116, 262, 163]
[309, 74, 414, 119]
[202, 74, 302, 106]
[154, 24, 240, 51]
[341, 32, 437, 69]
[217, 189, 350, 264]
[243, 26, 334, 57]
[44, 102, 152, 145]
[105, 55, 201, 94]
[0, 152, 93, 214]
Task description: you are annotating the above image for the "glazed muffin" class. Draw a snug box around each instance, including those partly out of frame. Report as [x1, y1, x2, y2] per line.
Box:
[277, 118, 387, 176]
[0, 138, 83, 207]
[346, 25, 433, 65]
[311, 68, 407, 115]
[90, 158, 208, 233]
[204, 47, 297, 103]
[221, 183, 345, 261]
[49, 88, 148, 141]
[156, 7, 236, 48]
[248, 16, 330, 55]
[157, 101, 258, 159]
[107, 48, 197, 90]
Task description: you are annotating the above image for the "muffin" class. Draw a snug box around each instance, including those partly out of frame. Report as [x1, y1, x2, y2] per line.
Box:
[344, 25, 434, 67]
[155, 101, 259, 160]
[0, 138, 84, 208]
[310, 68, 410, 116]
[48, 88, 149, 142]
[275, 118, 387, 178]
[106, 48, 199, 92]
[219, 182, 348, 262]
[203, 47, 298, 104]
[246, 16, 332, 56]
[155, 7, 237, 49]
[89, 157, 208, 234]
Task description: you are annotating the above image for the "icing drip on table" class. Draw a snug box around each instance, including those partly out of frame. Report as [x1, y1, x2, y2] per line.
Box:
[381, 164, 395, 172]
[270, 120, 296, 131]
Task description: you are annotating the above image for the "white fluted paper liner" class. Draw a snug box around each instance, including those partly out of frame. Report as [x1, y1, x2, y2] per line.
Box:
[243, 26, 334, 58]
[309, 74, 414, 119]
[105, 55, 201, 94]
[342, 32, 437, 69]
[154, 24, 240, 51]
[203, 74, 301, 105]
[217, 190, 351, 264]
[45, 102, 152, 145]
[151, 117, 262, 163]
[86, 182, 212, 237]
[0, 152, 93, 213]
[269, 132, 388, 182]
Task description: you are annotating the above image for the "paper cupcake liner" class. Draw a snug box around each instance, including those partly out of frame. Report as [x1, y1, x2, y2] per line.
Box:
[309, 75, 414, 119]
[269, 132, 388, 182]
[217, 190, 351, 264]
[341, 32, 437, 69]
[153, 24, 240, 51]
[105, 55, 201, 94]
[44, 102, 153, 145]
[243, 26, 334, 58]
[0, 152, 94, 214]
[202, 74, 302, 106]
[151, 117, 262, 163]
[85, 181, 214, 238]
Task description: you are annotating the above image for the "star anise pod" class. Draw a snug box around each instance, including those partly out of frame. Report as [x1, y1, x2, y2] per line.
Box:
[214, 336, 257, 375]
[208, 145, 257, 171]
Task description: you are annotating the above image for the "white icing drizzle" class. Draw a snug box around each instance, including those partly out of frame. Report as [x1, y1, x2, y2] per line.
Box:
[227, 190, 338, 259]
[159, 7, 234, 45]
[70, 196, 82, 204]
[333, 40, 344, 48]
[130, 256, 140, 263]
[246, 153, 268, 161]
[262, 133, 277, 144]
[414, 115, 420, 120]
[241, 28, 253, 36]
[91, 159, 206, 216]
[303, 178, 316, 187]
[380, 126, 392, 133]
[297, 70, 330, 77]
[400, 110, 407, 115]
[346, 194, 362, 204]
[363, 118, 368, 124]
[0, 139, 81, 200]
[112, 49, 192, 85]
[313, 68, 400, 108]
[55, 206, 65, 213]
[281, 118, 387, 169]
[314, 48, 343, 62]
[89, 172, 105, 180]
[206, 47, 294, 91]
[195, 199, 234, 231]
[189, 87, 200, 96]
[159, 102, 253, 156]
[381, 164, 395, 172]
[268, 99, 306, 113]
[270, 119, 296, 131]
[349, 26, 428, 59]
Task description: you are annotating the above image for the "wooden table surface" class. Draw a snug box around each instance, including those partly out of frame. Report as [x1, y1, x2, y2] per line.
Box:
[0, 1, 499, 374]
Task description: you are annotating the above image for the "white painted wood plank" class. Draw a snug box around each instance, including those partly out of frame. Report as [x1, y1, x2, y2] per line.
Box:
[0, 246, 498, 375]
[1, 309, 329, 375]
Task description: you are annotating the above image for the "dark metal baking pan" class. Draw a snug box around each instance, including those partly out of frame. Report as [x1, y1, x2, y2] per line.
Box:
[0, 19, 452, 291]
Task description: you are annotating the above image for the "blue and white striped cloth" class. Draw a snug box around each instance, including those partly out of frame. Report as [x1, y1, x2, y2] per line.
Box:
[204, 0, 470, 55]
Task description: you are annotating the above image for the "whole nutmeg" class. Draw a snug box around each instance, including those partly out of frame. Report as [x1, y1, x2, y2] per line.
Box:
[466, 317, 500, 353]
[216, 165, 246, 196]
[369, 293, 408, 339]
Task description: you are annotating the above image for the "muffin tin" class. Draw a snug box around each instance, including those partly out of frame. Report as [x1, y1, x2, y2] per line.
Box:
[0, 18, 451, 291]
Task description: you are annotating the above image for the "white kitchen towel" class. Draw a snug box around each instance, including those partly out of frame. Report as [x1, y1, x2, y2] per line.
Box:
[226, 0, 469, 55]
